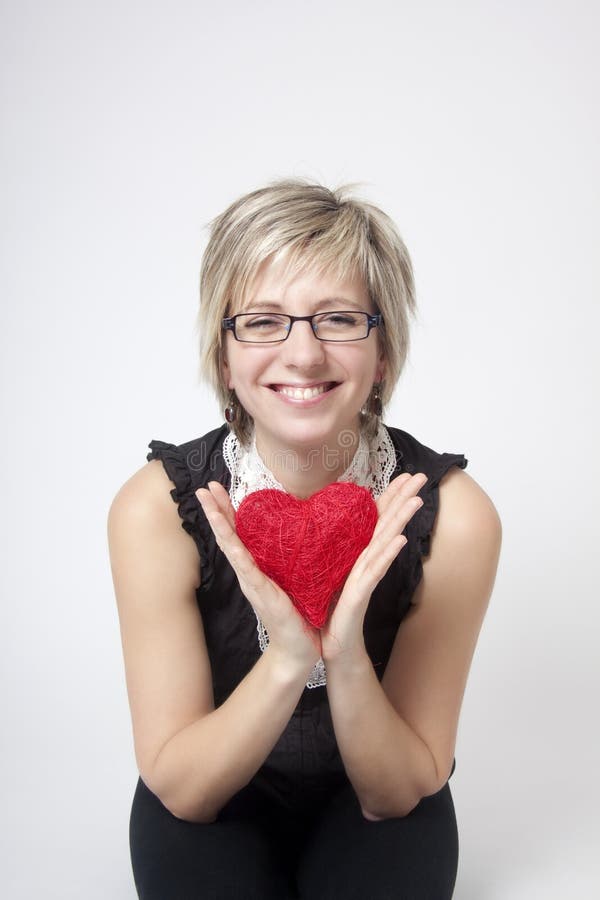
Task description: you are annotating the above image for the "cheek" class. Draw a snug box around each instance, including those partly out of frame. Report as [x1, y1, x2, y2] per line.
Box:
[223, 345, 270, 393]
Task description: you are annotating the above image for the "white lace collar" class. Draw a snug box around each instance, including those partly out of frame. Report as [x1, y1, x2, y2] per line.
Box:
[222, 424, 397, 688]
[223, 423, 396, 510]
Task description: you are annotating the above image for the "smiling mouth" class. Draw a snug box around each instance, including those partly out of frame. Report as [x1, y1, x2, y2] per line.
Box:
[269, 382, 338, 400]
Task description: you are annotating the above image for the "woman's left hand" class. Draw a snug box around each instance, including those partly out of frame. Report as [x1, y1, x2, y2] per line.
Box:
[320, 472, 428, 663]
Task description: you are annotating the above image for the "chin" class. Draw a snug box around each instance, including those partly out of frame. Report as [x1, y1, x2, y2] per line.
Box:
[270, 418, 358, 453]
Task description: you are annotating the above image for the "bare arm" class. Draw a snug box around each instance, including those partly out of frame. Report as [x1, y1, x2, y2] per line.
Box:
[108, 463, 319, 823]
[322, 468, 502, 819]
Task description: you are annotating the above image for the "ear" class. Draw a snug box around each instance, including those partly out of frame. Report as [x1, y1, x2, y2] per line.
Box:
[376, 349, 387, 384]
[220, 350, 234, 390]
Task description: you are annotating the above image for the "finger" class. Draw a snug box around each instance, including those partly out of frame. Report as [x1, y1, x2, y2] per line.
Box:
[370, 498, 423, 557]
[331, 478, 425, 612]
[343, 532, 408, 602]
[197, 486, 293, 611]
[196, 487, 254, 568]
[376, 471, 427, 518]
[206, 480, 237, 530]
[359, 489, 425, 578]
[196, 488, 307, 640]
[349, 534, 407, 597]
[375, 472, 413, 516]
[363, 502, 414, 560]
[372, 480, 426, 543]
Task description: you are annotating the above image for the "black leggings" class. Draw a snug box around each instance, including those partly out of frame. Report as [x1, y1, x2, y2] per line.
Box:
[130, 776, 458, 900]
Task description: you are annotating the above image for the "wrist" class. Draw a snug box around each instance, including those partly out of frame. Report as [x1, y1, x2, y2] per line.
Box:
[263, 643, 318, 686]
[322, 640, 371, 674]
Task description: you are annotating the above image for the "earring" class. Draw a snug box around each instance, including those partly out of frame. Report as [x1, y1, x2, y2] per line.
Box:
[370, 382, 383, 417]
[224, 392, 238, 424]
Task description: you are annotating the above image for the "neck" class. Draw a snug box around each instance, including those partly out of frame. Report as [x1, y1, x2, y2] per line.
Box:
[254, 431, 361, 498]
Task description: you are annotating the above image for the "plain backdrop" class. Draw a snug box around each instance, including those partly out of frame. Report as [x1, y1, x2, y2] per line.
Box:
[1, 1, 599, 897]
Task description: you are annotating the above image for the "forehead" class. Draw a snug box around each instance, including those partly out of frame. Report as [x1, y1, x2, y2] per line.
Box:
[234, 253, 372, 313]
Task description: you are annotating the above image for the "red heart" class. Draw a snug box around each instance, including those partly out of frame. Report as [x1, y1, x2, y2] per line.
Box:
[235, 482, 378, 628]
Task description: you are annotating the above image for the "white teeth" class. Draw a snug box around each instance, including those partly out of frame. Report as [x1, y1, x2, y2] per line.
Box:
[278, 384, 328, 400]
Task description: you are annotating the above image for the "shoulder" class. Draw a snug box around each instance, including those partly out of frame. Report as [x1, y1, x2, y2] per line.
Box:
[434, 467, 502, 558]
[109, 425, 229, 528]
[383, 423, 501, 603]
[418, 467, 502, 612]
[108, 426, 231, 584]
[107, 456, 200, 586]
[109, 455, 179, 525]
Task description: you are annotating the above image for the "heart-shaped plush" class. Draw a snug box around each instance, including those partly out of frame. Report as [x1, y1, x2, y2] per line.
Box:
[235, 482, 378, 628]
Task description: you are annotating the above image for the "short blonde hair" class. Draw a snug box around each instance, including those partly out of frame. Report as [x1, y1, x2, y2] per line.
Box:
[196, 178, 416, 444]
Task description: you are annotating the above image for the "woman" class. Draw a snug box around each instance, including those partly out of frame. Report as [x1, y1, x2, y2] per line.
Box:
[108, 179, 501, 899]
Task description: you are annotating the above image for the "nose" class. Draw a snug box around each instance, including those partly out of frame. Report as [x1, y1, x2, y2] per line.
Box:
[280, 319, 326, 369]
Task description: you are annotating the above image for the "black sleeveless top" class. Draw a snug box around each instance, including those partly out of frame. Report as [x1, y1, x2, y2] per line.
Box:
[147, 424, 467, 808]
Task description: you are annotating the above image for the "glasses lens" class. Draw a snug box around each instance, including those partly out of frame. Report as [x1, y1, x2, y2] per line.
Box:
[235, 313, 290, 342]
[313, 312, 369, 341]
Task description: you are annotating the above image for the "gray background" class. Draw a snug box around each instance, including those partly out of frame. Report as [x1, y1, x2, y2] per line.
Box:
[1, 0, 598, 896]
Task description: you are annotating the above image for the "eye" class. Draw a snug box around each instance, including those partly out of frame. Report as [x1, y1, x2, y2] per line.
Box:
[244, 315, 287, 329]
[319, 312, 360, 327]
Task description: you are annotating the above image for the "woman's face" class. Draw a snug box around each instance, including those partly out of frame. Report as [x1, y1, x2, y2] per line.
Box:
[222, 255, 385, 459]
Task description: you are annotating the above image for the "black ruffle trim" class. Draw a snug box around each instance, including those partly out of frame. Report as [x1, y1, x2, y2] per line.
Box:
[405, 452, 468, 599]
[146, 440, 214, 590]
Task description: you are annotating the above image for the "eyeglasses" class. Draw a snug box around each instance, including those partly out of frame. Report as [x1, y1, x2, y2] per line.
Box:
[222, 311, 383, 343]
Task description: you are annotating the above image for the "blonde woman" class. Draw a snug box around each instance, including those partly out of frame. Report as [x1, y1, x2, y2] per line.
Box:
[108, 180, 501, 899]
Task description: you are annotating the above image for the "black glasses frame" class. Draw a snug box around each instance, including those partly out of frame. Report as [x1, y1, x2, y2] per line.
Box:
[221, 311, 383, 343]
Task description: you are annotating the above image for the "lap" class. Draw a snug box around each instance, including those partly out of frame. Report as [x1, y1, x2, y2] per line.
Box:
[129, 775, 458, 900]
[298, 782, 459, 900]
[130, 777, 297, 900]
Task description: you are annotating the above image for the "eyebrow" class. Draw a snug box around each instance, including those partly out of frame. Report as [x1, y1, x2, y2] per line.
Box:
[243, 297, 364, 312]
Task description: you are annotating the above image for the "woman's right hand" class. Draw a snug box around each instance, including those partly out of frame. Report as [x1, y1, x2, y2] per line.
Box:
[196, 481, 321, 674]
